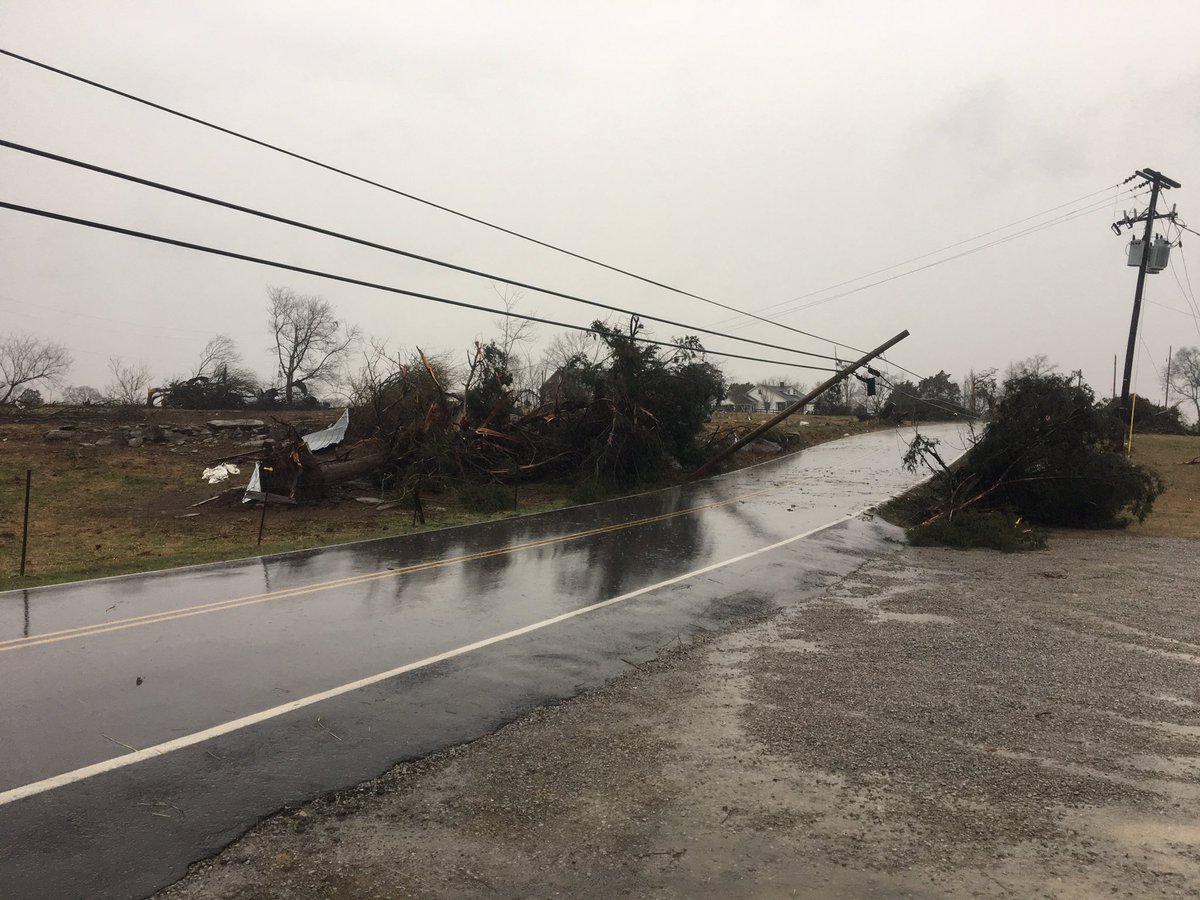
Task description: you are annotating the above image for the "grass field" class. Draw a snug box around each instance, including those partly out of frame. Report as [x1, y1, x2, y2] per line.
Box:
[0, 409, 874, 591]
[1128, 433, 1200, 538]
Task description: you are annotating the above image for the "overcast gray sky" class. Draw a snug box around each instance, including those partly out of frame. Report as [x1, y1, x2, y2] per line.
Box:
[2, 1, 1199, 401]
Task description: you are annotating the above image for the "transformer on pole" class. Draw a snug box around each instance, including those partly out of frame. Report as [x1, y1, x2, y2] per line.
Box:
[1110, 168, 1182, 414]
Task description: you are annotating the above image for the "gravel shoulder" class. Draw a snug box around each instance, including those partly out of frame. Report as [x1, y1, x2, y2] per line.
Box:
[160, 531, 1200, 899]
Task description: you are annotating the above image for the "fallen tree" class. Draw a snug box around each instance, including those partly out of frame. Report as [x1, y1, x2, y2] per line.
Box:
[902, 372, 1164, 542]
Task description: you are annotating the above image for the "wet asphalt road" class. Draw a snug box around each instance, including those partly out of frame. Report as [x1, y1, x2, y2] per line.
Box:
[0, 425, 965, 899]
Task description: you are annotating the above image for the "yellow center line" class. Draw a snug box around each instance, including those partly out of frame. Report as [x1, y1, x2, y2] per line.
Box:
[1, 482, 784, 654]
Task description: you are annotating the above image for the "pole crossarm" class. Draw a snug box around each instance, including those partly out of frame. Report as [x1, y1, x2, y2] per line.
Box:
[1110, 207, 1177, 234]
[1138, 168, 1182, 190]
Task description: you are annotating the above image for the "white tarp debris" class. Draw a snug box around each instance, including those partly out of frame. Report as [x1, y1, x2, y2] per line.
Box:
[201, 463, 241, 484]
[242, 462, 263, 505]
[302, 409, 349, 452]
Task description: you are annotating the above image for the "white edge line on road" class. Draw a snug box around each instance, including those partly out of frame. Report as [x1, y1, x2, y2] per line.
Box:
[0, 507, 874, 808]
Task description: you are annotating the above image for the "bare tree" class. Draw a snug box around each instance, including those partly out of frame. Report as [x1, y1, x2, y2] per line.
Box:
[62, 385, 104, 405]
[1165, 346, 1200, 424]
[489, 284, 537, 359]
[105, 357, 152, 406]
[962, 367, 998, 414]
[1005, 354, 1057, 381]
[267, 286, 360, 405]
[479, 284, 541, 402]
[0, 333, 72, 404]
[541, 329, 605, 371]
[347, 338, 408, 409]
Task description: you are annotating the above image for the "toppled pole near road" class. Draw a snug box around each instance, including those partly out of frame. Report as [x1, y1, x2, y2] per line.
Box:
[687, 330, 910, 481]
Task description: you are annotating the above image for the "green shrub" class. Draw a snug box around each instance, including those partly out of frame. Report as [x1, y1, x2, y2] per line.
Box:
[457, 481, 513, 514]
[907, 510, 1046, 552]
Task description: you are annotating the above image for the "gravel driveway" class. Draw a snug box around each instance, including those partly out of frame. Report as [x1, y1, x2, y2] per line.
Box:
[160, 531, 1200, 899]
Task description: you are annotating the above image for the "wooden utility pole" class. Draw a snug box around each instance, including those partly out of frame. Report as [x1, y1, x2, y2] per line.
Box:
[687, 330, 909, 481]
[1165, 345, 1173, 407]
[1114, 168, 1181, 413]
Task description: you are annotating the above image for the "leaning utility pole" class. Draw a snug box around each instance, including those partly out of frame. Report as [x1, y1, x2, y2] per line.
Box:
[687, 330, 909, 481]
[1112, 168, 1182, 413]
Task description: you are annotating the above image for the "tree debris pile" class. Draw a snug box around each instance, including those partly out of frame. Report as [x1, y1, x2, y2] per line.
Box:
[246, 319, 727, 505]
[901, 372, 1164, 542]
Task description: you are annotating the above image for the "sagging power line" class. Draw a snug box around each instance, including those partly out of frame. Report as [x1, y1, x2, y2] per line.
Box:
[0, 47, 866, 357]
[0, 199, 845, 374]
[713, 182, 1130, 330]
[724, 187, 1147, 328]
[0, 138, 841, 365]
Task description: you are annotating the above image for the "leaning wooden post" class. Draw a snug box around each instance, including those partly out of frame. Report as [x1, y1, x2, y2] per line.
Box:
[688, 330, 910, 482]
[19, 469, 31, 576]
[257, 494, 269, 546]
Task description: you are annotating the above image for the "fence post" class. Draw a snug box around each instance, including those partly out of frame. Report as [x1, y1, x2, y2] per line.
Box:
[19, 469, 31, 576]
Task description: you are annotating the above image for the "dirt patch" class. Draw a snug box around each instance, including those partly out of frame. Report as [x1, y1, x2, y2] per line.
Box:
[158, 532, 1200, 899]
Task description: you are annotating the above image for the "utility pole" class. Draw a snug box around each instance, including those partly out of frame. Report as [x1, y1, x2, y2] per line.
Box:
[1112, 168, 1182, 413]
[688, 330, 909, 481]
[1112, 355, 1117, 400]
[1164, 345, 1172, 407]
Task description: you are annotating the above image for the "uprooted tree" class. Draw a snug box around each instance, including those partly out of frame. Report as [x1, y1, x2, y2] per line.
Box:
[551, 320, 726, 483]
[904, 371, 1163, 531]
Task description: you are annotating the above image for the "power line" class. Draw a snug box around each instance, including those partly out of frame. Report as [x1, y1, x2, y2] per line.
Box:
[0, 199, 842, 374]
[1147, 297, 1200, 323]
[730, 188, 1147, 325]
[0, 49, 1142, 393]
[1159, 221, 1200, 340]
[712, 182, 1127, 329]
[0, 47, 1062, 388]
[1176, 238, 1199, 314]
[0, 138, 841, 365]
[0, 46, 864, 356]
